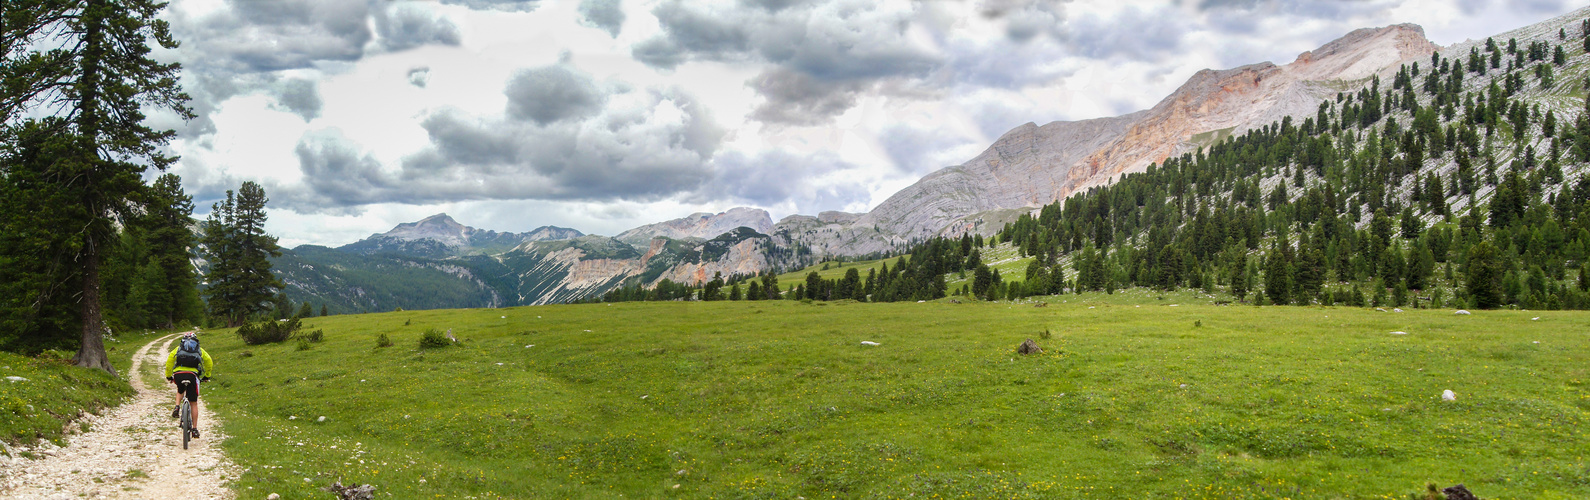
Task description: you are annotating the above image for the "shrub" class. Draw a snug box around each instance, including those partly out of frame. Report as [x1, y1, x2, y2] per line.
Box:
[301, 329, 325, 343]
[376, 333, 393, 348]
[236, 318, 300, 345]
[418, 328, 451, 348]
[295, 339, 312, 351]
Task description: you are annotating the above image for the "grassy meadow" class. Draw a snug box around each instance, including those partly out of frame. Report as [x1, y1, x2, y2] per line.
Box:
[0, 328, 172, 450]
[197, 293, 1590, 499]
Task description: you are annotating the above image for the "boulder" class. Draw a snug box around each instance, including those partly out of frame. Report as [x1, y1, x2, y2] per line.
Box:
[1017, 339, 1043, 355]
[323, 481, 377, 500]
[1441, 484, 1478, 500]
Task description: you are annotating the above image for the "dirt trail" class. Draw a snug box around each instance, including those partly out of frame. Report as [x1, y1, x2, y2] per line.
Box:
[0, 333, 238, 499]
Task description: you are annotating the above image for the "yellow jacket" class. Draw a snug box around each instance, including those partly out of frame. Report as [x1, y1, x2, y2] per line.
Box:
[165, 346, 214, 378]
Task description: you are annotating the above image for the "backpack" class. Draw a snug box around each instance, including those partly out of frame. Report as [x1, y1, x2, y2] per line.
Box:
[175, 338, 202, 368]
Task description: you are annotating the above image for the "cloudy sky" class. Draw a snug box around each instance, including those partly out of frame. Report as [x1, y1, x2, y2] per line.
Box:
[150, 0, 1590, 248]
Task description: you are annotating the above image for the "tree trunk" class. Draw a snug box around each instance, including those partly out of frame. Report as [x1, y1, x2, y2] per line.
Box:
[72, 234, 118, 377]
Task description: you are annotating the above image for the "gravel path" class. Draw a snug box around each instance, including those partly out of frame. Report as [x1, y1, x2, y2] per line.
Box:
[0, 332, 238, 499]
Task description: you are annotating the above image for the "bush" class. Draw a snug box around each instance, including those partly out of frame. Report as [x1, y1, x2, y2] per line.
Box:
[418, 328, 451, 349]
[301, 329, 325, 343]
[296, 339, 312, 351]
[376, 333, 393, 348]
[236, 318, 300, 345]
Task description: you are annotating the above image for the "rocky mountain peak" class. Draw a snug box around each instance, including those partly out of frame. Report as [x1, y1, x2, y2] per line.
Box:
[1288, 23, 1439, 81]
[616, 207, 774, 246]
[384, 213, 471, 244]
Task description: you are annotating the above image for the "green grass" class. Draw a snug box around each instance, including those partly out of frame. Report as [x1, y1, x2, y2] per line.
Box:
[0, 350, 135, 449]
[198, 296, 1590, 499]
[775, 255, 910, 284]
[947, 243, 1036, 291]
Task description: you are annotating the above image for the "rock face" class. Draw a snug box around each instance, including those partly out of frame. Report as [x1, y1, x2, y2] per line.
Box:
[616, 207, 774, 246]
[789, 24, 1438, 255]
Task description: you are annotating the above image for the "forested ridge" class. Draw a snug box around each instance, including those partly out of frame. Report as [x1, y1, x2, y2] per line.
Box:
[992, 27, 1590, 310]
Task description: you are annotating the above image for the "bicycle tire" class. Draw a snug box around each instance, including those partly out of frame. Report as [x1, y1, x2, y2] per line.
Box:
[179, 382, 192, 450]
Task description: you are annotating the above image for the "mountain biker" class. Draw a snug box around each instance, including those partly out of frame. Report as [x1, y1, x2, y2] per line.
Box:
[165, 332, 213, 439]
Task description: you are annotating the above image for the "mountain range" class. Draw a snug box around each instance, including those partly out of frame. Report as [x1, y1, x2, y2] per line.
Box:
[271, 10, 1571, 311]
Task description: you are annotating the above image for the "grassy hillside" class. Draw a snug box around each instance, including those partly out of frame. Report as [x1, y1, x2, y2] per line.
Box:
[775, 255, 910, 284]
[0, 330, 168, 450]
[202, 296, 1589, 499]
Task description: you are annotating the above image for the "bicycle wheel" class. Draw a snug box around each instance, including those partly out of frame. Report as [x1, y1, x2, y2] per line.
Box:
[179, 385, 191, 449]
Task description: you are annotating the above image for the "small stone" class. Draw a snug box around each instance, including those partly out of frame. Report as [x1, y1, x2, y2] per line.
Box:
[317, 416, 326, 422]
[4, 376, 27, 382]
[1453, 309, 1471, 315]
[1016, 339, 1042, 355]
[1392, 308, 1404, 313]
[1531, 317, 1540, 321]
[1390, 331, 1408, 335]
[1442, 390, 1456, 401]
[672, 484, 680, 489]
[267, 494, 280, 500]
[288, 416, 296, 420]
[860, 341, 880, 346]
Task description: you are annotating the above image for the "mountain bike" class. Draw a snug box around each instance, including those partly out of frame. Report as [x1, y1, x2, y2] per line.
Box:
[176, 378, 195, 449]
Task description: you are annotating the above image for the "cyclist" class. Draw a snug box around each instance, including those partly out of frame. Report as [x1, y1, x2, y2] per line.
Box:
[165, 332, 213, 439]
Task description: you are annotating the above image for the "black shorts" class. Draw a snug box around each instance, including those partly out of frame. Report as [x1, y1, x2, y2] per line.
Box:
[173, 371, 200, 402]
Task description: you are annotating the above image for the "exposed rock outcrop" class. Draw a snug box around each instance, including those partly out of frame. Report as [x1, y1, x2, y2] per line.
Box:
[616, 207, 774, 246]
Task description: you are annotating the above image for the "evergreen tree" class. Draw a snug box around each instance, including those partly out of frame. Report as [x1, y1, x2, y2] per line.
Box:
[1466, 240, 1505, 309]
[760, 273, 780, 300]
[201, 182, 282, 326]
[1264, 243, 1293, 305]
[136, 173, 200, 328]
[1, 0, 192, 374]
[0, 121, 86, 353]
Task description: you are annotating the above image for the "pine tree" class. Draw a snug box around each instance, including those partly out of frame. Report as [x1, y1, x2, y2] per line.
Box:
[136, 174, 200, 328]
[1263, 242, 1293, 306]
[1, 0, 192, 374]
[202, 182, 282, 325]
[1466, 240, 1505, 309]
[0, 121, 86, 353]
